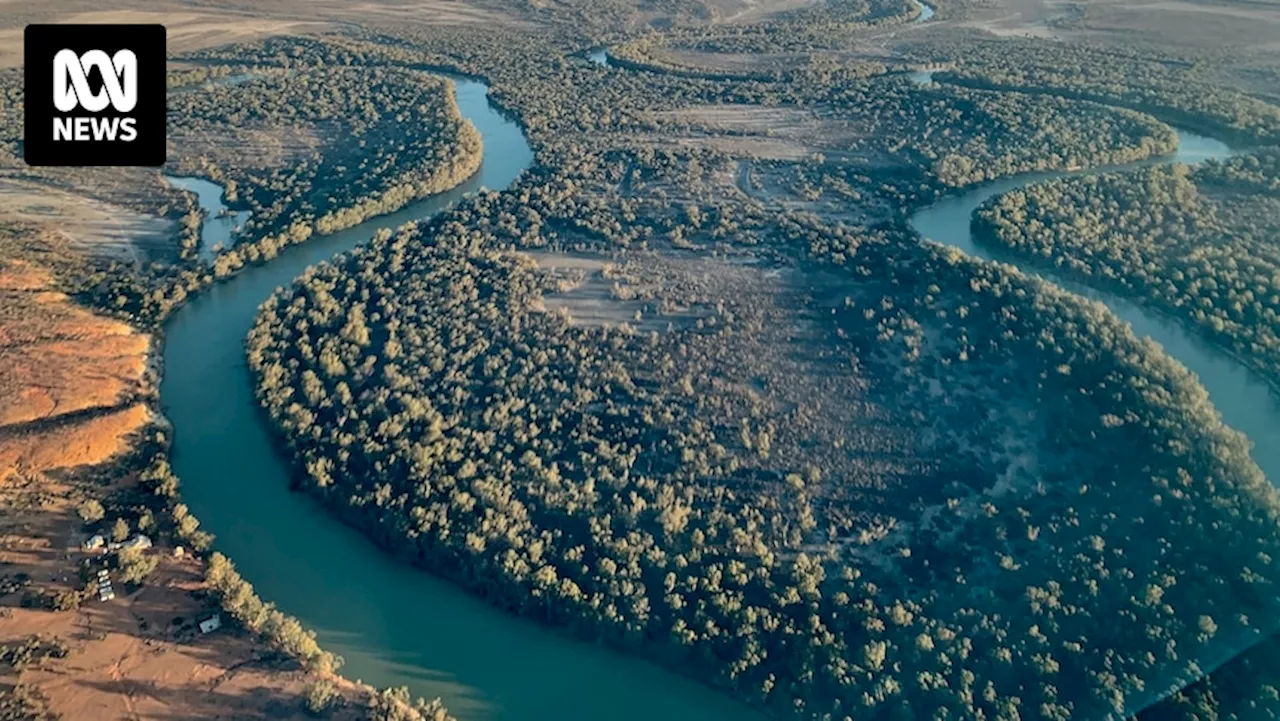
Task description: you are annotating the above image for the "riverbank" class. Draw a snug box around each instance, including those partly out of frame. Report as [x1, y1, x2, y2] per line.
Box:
[909, 128, 1280, 482]
[908, 126, 1280, 715]
[0, 255, 371, 720]
[159, 73, 773, 721]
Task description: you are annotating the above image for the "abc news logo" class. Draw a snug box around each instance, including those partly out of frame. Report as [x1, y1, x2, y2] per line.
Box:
[25, 25, 166, 167]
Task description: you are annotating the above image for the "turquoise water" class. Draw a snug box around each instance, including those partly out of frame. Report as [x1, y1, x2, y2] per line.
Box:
[164, 175, 251, 261]
[586, 47, 609, 66]
[160, 76, 760, 721]
[907, 131, 1280, 489]
[909, 129, 1279, 711]
[162, 64, 1266, 719]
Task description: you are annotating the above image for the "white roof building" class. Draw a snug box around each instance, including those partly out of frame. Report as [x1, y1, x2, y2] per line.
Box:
[198, 614, 222, 634]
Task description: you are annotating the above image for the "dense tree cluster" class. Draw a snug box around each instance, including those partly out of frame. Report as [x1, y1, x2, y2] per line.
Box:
[167, 57, 482, 276]
[921, 40, 1280, 144]
[1139, 627, 1280, 720]
[10, 7, 1274, 718]
[194, 32, 1174, 192]
[605, 0, 921, 77]
[245, 146, 1280, 718]
[975, 151, 1280, 385]
[60, 40, 483, 326]
[0, 69, 20, 158]
[205, 552, 341, 673]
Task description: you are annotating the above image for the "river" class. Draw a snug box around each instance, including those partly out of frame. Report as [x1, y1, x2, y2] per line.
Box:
[161, 70, 1275, 721]
[164, 175, 251, 261]
[160, 76, 762, 721]
[908, 130, 1280, 487]
[909, 127, 1280, 713]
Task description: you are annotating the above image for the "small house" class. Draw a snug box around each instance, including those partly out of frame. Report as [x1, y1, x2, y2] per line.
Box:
[198, 614, 222, 634]
[83, 534, 105, 551]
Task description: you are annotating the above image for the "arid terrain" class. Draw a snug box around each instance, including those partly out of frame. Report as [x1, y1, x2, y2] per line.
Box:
[0, 237, 372, 718]
[2, 0, 1280, 719]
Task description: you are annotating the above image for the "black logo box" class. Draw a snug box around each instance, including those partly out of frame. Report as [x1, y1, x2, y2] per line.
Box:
[24, 24, 166, 167]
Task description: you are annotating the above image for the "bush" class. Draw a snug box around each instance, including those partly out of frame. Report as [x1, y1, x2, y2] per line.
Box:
[303, 678, 338, 716]
[77, 500, 104, 524]
[117, 548, 159, 585]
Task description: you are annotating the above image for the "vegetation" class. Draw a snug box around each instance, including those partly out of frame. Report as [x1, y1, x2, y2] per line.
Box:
[975, 151, 1280, 385]
[303, 677, 339, 715]
[204, 552, 341, 674]
[0, 685, 56, 721]
[246, 139, 1280, 717]
[923, 40, 1280, 144]
[1139, 628, 1280, 720]
[368, 687, 454, 721]
[0, 637, 68, 672]
[41, 39, 483, 327]
[116, 547, 160, 585]
[168, 59, 482, 275]
[76, 500, 104, 525]
[6, 4, 1275, 719]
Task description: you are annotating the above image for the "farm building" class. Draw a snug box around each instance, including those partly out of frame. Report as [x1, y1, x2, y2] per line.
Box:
[198, 614, 222, 634]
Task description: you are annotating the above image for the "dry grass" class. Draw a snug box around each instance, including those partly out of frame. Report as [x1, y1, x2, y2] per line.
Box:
[700, 0, 822, 23]
[1081, 0, 1280, 50]
[0, 180, 175, 262]
[171, 125, 325, 174]
[0, 10, 322, 68]
[0, 404, 149, 474]
[0, 472, 368, 721]
[0, 0, 531, 68]
[644, 104, 866, 160]
[0, 260, 150, 430]
[340, 0, 528, 26]
[0, 247, 364, 719]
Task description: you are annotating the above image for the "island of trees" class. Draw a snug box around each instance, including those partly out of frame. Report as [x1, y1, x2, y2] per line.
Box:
[247, 144, 1280, 718]
[975, 151, 1280, 387]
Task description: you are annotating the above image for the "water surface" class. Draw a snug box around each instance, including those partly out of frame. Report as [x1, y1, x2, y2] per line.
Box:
[161, 76, 760, 721]
[586, 47, 610, 67]
[910, 132, 1280, 475]
[909, 124, 1279, 714]
[164, 175, 251, 261]
[163, 62, 1267, 721]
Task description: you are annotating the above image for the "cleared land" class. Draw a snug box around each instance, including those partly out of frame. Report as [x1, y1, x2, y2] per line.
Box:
[703, 0, 822, 23]
[0, 467, 367, 721]
[0, 261, 149, 440]
[0, 180, 175, 262]
[0, 11, 321, 68]
[0, 0, 530, 69]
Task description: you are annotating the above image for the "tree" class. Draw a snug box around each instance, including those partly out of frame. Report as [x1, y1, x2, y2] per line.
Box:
[117, 548, 159, 584]
[303, 678, 338, 716]
[78, 500, 104, 524]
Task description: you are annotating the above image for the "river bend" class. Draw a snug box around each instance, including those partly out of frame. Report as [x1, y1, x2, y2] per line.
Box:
[162, 71, 1274, 721]
[160, 76, 761, 721]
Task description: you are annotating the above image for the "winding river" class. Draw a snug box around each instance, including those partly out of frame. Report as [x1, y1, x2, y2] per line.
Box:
[164, 175, 251, 261]
[910, 127, 1280, 712]
[161, 68, 1277, 720]
[909, 130, 1280, 487]
[161, 77, 762, 721]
